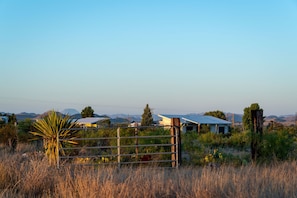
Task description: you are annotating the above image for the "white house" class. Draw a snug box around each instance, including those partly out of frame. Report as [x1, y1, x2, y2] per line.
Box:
[76, 117, 110, 128]
[158, 114, 231, 134]
[128, 121, 140, 127]
[0, 116, 9, 124]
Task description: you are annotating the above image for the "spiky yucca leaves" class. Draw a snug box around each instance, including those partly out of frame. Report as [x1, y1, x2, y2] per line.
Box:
[31, 111, 78, 165]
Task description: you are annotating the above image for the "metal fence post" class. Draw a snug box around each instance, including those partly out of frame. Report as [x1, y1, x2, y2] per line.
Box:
[56, 132, 60, 169]
[135, 126, 139, 160]
[170, 121, 176, 168]
[117, 127, 121, 168]
[175, 119, 181, 167]
[175, 127, 179, 168]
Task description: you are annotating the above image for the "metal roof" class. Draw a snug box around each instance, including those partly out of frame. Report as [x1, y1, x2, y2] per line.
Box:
[76, 117, 109, 124]
[158, 114, 187, 124]
[182, 115, 231, 125]
[158, 114, 231, 125]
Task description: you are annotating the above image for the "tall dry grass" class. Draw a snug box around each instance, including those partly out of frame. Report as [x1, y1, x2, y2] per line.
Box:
[0, 144, 297, 198]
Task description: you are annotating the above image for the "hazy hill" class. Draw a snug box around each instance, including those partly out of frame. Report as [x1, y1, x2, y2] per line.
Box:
[35, 111, 64, 120]
[110, 117, 130, 125]
[16, 112, 39, 121]
[265, 114, 296, 126]
[61, 108, 80, 116]
[226, 113, 243, 123]
[70, 114, 82, 119]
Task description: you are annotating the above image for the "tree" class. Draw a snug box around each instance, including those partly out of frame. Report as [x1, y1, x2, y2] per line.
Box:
[242, 103, 262, 131]
[31, 111, 78, 166]
[17, 118, 34, 143]
[204, 110, 227, 120]
[18, 118, 34, 133]
[0, 114, 11, 127]
[0, 116, 6, 127]
[81, 106, 94, 118]
[0, 124, 17, 152]
[141, 104, 153, 126]
[8, 113, 17, 124]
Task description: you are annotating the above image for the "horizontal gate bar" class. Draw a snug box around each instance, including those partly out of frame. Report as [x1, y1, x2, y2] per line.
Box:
[120, 160, 175, 165]
[60, 135, 175, 141]
[60, 143, 177, 150]
[59, 152, 176, 159]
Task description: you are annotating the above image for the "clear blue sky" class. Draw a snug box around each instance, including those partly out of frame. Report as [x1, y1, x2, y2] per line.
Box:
[0, 0, 296, 116]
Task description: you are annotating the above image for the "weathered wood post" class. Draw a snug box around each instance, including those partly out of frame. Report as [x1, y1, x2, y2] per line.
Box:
[251, 110, 263, 161]
[171, 118, 181, 168]
[135, 124, 139, 160]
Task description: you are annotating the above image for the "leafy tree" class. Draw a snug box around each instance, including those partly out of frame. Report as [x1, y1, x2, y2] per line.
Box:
[31, 111, 79, 166]
[242, 103, 262, 131]
[18, 118, 34, 133]
[204, 110, 227, 120]
[0, 124, 17, 152]
[141, 104, 153, 126]
[17, 118, 34, 143]
[0, 117, 5, 127]
[8, 113, 17, 124]
[0, 114, 10, 127]
[81, 106, 94, 118]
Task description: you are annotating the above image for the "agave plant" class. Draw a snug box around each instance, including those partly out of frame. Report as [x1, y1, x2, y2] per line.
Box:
[31, 111, 78, 165]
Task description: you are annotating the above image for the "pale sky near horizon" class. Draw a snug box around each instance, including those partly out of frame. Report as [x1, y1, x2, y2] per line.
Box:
[0, 0, 297, 116]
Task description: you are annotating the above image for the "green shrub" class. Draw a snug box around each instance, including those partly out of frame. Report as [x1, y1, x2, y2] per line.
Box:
[0, 124, 17, 152]
[198, 132, 224, 147]
[226, 131, 250, 149]
[181, 131, 205, 165]
[17, 119, 35, 143]
[260, 130, 295, 161]
[204, 148, 224, 164]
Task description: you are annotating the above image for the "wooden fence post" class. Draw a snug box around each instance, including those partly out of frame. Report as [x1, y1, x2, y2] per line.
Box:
[251, 110, 263, 161]
[171, 118, 181, 168]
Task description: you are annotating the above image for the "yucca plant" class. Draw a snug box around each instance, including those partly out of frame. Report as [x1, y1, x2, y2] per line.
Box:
[31, 111, 78, 166]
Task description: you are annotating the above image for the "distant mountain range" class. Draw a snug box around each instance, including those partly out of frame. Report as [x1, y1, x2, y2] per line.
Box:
[2, 109, 296, 126]
[264, 115, 296, 126]
[14, 112, 39, 121]
[226, 113, 243, 123]
[60, 108, 80, 116]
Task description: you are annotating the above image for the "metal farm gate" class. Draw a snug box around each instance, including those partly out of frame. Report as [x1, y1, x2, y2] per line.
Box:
[57, 118, 181, 168]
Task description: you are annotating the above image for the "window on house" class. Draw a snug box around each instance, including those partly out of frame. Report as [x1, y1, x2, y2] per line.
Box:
[219, 127, 225, 134]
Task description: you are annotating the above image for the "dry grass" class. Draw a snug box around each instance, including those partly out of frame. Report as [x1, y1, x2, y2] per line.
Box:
[0, 144, 297, 198]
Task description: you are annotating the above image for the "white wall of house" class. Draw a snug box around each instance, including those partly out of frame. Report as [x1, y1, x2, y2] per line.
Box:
[159, 117, 171, 127]
[0, 116, 8, 124]
[210, 125, 229, 134]
[181, 124, 197, 133]
[210, 125, 216, 133]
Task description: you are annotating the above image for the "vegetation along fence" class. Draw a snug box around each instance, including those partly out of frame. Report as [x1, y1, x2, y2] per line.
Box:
[58, 118, 181, 169]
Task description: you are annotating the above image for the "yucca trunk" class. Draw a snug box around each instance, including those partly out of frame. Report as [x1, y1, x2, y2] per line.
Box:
[43, 138, 59, 166]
